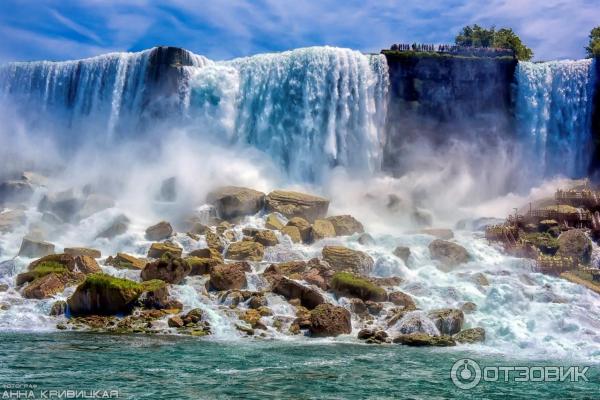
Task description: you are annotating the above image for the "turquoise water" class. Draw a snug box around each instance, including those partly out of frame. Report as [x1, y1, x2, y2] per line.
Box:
[0, 333, 598, 399]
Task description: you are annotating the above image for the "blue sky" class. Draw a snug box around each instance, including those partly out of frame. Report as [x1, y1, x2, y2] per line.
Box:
[0, 0, 598, 62]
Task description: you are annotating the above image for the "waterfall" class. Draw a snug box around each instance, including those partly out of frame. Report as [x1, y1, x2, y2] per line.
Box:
[515, 59, 596, 178]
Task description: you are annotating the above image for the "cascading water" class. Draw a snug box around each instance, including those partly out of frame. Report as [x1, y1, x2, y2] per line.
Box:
[515, 59, 596, 179]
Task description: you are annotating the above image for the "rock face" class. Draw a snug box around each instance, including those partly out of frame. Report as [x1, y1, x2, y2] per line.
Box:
[427, 308, 465, 335]
[265, 190, 329, 222]
[393, 333, 456, 347]
[330, 272, 387, 302]
[557, 229, 592, 264]
[18, 237, 55, 258]
[326, 215, 364, 236]
[226, 241, 264, 261]
[428, 239, 470, 268]
[311, 219, 336, 241]
[393, 246, 411, 263]
[147, 242, 183, 259]
[145, 221, 174, 241]
[322, 246, 374, 275]
[309, 303, 352, 337]
[209, 263, 248, 290]
[207, 186, 266, 220]
[272, 277, 325, 309]
[453, 327, 485, 343]
[141, 253, 191, 284]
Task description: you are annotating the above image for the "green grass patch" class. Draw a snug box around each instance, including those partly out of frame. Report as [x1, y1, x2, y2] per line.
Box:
[82, 273, 144, 292]
[521, 232, 559, 255]
[31, 261, 69, 278]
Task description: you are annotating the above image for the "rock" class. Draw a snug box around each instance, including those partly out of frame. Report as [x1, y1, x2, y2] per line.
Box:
[393, 333, 456, 347]
[158, 177, 177, 202]
[64, 247, 101, 259]
[67, 273, 163, 316]
[49, 300, 67, 316]
[265, 190, 329, 222]
[460, 302, 478, 313]
[309, 303, 352, 337]
[206, 231, 225, 252]
[188, 247, 223, 261]
[471, 272, 489, 287]
[74, 255, 102, 274]
[265, 213, 285, 230]
[331, 272, 387, 302]
[280, 226, 302, 243]
[147, 242, 183, 259]
[209, 263, 248, 291]
[248, 295, 267, 309]
[252, 230, 279, 247]
[427, 308, 465, 335]
[0, 179, 34, 205]
[357, 329, 388, 343]
[18, 237, 55, 258]
[411, 208, 433, 227]
[38, 189, 83, 222]
[286, 217, 312, 242]
[206, 186, 266, 220]
[311, 219, 336, 241]
[0, 284, 8, 292]
[226, 241, 264, 261]
[350, 298, 368, 314]
[302, 268, 328, 290]
[419, 229, 454, 240]
[145, 221, 174, 241]
[105, 253, 146, 270]
[22, 273, 66, 299]
[388, 291, 416, 309]
[240, 309, 262, 327]
[366, 300, 383, 315]
[326, 215, 364, 236]
[141, 253, 191, 284]
[428, 239, 470, 268]
[393, 246, 411, 263]
[357, 233, 374, 245]
[27, 253, 76, 272]
[272, 276, 325, 309]
[168, 316, 184, 328]
[0, 209, 26, 233]
[185, 256, 220, 275]
[453, 327, 485, 344]
[557, 229, 592, 264]
[77, 194, 115, 219]
[96, 215, 129, 239]
[139, 281, 170, 309]
[322, 246, 374, 275]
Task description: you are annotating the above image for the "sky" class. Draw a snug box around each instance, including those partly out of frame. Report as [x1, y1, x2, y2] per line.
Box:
[0, 0, 598, 63]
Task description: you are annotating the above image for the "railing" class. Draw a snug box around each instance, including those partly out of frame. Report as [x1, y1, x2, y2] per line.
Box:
[386, 43, 515, 58]
[555, 189, 600, 207]
[534, 255, 577, 275]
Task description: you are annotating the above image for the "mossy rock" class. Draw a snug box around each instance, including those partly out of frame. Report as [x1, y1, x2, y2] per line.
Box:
[520, 232, 559, 255]
[331, 272, 387, 302]
[17, 261, 69, 285]
[105, 253, 147, 270]
[147, 242, 183, 259]
[185, 256, 220, 275]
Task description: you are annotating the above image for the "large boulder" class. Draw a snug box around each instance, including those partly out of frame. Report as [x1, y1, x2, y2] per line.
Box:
[271, 276, 325, 309]
[453, 327, 486, 344]
[322, 246, 374, 275]
[68, 274, 164, 315]
[428, 239, 470, 268]
[141, 253, 191, 284]
[145, 221, 174, 241]
[557, 229, 592, 264]
[38, 189, 83, 222]
[280, 226, 302, 243]
[265, 213, 285, 230]
[74, 255, 102, 274]
[205, 231, 225, 253]
[311, 219, 336, 242]
[105, 253, 146, 270]
[147, 242, 183, 259]
[393, 246, 411, 264]
[64, 247, 101, 259]
[330, 272, 387, 302]
[326, 215, 364, 236]
[243, 228, 278, 247]
[309, 304, 352, 337]
[96, 215, 129, 239]
[22, 273, 67, 299]
[427, 308, 465, 335]
[207, 186, 265, 220]
[185, 256, 221, 275]
[265, 190, 329, 222]
[209, 263, 248, 291]
[388, 291, 416, 310]
[286, 217, 312, 242]
[225, 241, 264, 261]
[18, 237, 55, 258]
[393, 333, 456, 347]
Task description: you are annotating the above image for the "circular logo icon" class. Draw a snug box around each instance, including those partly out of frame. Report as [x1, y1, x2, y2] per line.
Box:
[451, 358, 481, 390]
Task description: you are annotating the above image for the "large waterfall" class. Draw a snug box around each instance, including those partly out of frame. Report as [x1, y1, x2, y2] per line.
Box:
[515, 59, 597, 178]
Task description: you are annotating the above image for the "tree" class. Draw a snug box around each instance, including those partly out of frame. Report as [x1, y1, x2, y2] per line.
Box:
[586, 26, 600, 58]
[455, 24, 533, 61]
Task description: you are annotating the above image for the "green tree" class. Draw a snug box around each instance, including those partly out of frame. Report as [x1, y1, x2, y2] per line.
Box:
[455, 24, 533, 61]
[586, 26, 600, 57]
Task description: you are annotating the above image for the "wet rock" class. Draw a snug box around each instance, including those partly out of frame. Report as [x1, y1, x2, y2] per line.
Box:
[411, 208, 433, 227]
[460, 302, 478, 313]
[185, 256, 220, 275]
[145, 221, 174, 241]
[322, 246, 374, 275]
[22, 273, 67, 299]
[266, 190, 329, 222]
[272, 276, 325, 310]
[453, 327, 485, 344]
[141, 253, 191, 284]
[309, 303, 352, 337]
[240, 309, 262, 327]
[18, 237, 55, 258]
[64, 247, 101, 259]
[326, 215, 364, 236]
[0, 284, 8, 292]
[265, 213, 285, 230]
[0, 209, 26, 233]
[393, 246, 411, 263]
[427, 308, 464, 335]
[331, 272, 387, 302]
[393, 333, 456, 347]
[286, 217, 312, 243]
[168, 315, 184, 328]
[207, 186, 266, 220]
[471, 272, 489, 286]
[158, 177, 177, 202]
[95, 215, 129, 239]
[105, 253, 146, 270]
[226, 241, 264, 261]
[147, 242, 183, 259]
[357, 233, 374, 245]
[280, 225, 302, 243]
[38, 189, 83, 222]
[419, 229, 454, 239]
[428, 239, 470, 268]
[388, 291, 416, 309]
[74, 255, 102, 274]
[358, 329, 389, 343]
[370, 276, 403, 287]
[77, 194, 115, 219]
[139, 281, 170, 309]
[302, 268, 328, 290]
[366, 300, 383, 315]
[244, 229, 278, 247]
[209, 263, 248, 291]
[311, 219, 336, 241]
[350, 298, 368, 315]
[49, 300, 67, 316]
[206, 231, 225, 253]
[248, 294, 267, 309]
[557, 229, 592, 264]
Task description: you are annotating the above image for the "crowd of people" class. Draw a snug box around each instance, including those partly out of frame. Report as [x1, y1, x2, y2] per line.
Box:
[388, 43, 515, 57]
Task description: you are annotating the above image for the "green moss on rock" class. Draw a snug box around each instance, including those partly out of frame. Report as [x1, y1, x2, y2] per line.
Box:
[331, 272, 387, 302]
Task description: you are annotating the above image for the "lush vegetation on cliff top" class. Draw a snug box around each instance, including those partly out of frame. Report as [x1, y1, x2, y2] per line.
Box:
[455, 24, 533, 61]
[587, 26, 600, 58]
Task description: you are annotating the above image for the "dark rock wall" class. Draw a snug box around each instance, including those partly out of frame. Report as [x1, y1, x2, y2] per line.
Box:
[590, 59, 600, 177]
